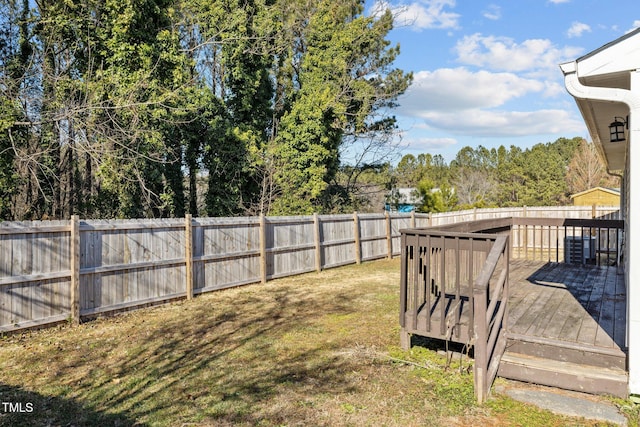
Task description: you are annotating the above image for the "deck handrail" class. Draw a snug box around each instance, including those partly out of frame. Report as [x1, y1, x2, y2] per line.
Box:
[399, 216, 624, 404]
[472, 234, 509, 404]
[510, 217, 623, 265]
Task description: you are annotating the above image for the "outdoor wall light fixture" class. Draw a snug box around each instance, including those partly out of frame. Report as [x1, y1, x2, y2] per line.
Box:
[609, 116, 628, 142]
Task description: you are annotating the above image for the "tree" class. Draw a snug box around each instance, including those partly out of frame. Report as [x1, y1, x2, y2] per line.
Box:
[0, 0, 412, 219]
[495, 145, 526, 206]
[0, 0, 30, 218]
[269, 0, 411, 214]
[415, 179, 444, 213]
[566, 139, 618, 194]
[396, 154, 418, 185]
[453, 168, 496, 208]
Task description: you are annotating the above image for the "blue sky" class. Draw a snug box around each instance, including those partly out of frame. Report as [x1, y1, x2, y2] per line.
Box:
[364, 0, 640, 163]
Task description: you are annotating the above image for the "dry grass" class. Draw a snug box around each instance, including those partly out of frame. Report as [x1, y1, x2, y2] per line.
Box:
[0, 259, 631, 426]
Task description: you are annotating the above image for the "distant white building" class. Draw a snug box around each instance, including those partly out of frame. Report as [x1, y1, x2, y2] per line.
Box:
[385, 187, 420, 212]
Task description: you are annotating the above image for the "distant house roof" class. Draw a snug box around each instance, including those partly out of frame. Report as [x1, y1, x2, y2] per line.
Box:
[570, 187, 621, 199]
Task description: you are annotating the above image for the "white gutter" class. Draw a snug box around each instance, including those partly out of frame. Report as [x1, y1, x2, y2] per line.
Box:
[560, 61, 640, 108]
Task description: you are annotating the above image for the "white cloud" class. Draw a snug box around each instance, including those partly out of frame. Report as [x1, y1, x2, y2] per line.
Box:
[396, 67, 585, 139]
[483, 4, 501, 21]
[399, 68, 544, 115]
[627, 21, 640, 33]
[416, 109, 584, 137]
[373, 0, 460, 30]
[454, 33, 583, 74]
[567, 22, 591, 38]
[548, 0, 570, 4]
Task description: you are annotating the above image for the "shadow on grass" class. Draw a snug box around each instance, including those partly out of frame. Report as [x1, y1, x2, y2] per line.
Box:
[7, 277, 371, 425]
[0, 383, 139, 427]
[410, 334, 474, 358]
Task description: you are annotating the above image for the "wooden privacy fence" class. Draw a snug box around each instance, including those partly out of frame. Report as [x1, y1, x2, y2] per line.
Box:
[0, 212, 420, 332]
[0, 205, 621, 333]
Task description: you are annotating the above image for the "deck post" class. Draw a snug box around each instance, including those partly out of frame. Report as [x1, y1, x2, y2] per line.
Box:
[400, 327, 410, 350]
[410, 210, 416, 228]
[473, 283, 489, 403]
[399, 232, 408, 329]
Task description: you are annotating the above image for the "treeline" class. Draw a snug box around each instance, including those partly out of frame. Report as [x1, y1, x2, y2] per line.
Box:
[0, 0, 411, 220]
[372, 137, 620, 213]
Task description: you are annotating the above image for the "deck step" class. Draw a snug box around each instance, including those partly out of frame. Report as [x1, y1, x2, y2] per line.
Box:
[505, 332, 627, 370]
[498, 352, 628, 398]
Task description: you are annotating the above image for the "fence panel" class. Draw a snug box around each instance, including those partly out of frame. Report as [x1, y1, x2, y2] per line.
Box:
[192, 217, 261, 292]
[359, 214, 387, 261]
[320, 215, 356, 269]
[79, 219, 186, 316]
[390, 214, 413, 256]
[0, 221, 71, 330]
[266, 216, 316, 279]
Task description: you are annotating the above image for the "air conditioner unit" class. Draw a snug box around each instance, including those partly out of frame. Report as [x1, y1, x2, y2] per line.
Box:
[564, 236, 596, 264]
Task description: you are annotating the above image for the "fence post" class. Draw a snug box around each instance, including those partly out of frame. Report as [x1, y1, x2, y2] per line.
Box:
[260, 215, 268, 283]
[314, 213, 322, 272]
[70, 215, 80, 325]
[353, 212, 361, 264]
[185, 214, 193, 300]
[523, 205, 528, 217]
[410, 210, 416, 228]
[386, 211, 392, 260]
[592, 204, 596, 219]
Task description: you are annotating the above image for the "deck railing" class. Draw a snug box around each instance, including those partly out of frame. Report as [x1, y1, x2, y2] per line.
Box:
[472, 234, 509, 403]
[400, 219, 513, 346]
[400, 216, 624, 403]
[399, 230, 496, 343]
[511, 217, 624, 265]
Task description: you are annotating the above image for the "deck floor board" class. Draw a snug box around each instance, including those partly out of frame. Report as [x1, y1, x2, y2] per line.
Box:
[508, 260, 626, 353]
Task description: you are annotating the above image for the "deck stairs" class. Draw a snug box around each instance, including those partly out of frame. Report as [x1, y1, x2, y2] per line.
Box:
[498, 332, 628, 397]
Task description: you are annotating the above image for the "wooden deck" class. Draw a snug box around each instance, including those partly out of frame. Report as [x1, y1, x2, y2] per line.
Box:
[404, 259, 627, 356]
[499, 259, 628, 397]
[508, 259, 626, 352]
[400, 218, 628, 400]
[403, 257, 629, 396]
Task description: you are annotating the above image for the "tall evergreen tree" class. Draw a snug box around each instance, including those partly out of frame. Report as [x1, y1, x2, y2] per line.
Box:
[270, 0, 411, 214]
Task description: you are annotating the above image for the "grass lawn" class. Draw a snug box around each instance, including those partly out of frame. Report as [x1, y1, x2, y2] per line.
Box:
[0, 259, 637, 426]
